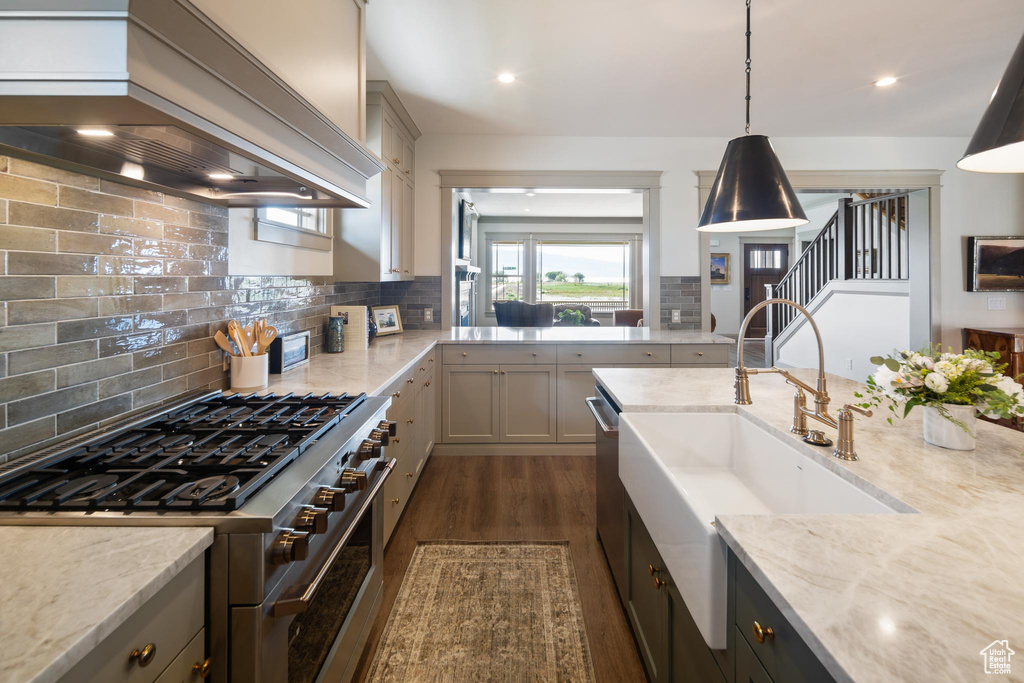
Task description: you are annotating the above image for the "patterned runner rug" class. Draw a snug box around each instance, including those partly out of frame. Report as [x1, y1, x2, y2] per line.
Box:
[365, 541, 596, 682]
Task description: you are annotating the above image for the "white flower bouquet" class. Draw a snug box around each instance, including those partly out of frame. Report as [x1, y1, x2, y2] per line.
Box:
[855, 346, 1024, 440]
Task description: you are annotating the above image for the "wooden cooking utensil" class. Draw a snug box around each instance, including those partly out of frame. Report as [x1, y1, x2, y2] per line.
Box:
[227, 320, 250, 357]
[256, 324, 278, 355]
[214, 330, 237, 356]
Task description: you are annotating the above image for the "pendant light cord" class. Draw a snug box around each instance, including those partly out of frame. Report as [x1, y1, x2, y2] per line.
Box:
[745, 0, 752, 135]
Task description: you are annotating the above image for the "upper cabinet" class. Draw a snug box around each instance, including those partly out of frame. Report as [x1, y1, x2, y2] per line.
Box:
[335, 81, 421, 282]
[190, 0, 367, 143]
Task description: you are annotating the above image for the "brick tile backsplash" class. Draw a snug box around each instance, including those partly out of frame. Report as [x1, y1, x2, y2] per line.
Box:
[660, 276, 701, 330]
[0, 156, 404, 462]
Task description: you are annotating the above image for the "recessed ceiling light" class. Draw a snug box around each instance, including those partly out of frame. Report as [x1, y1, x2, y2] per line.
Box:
[526, 192, 535, 197]
[208, 172, 235, 180]
[524, 208, 531, 212]
[76, 128, 114, 137]
[874, 76, 898, 87]
[497, 72, 517, 84]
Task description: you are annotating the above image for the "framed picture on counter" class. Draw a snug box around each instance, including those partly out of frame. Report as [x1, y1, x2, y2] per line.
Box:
[967, 236, 1024, 291]
[371, 305, 403, 336]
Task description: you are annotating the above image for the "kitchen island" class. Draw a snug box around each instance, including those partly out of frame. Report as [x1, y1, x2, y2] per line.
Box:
[594, 366, 1024, 683]
[0, 526, 212, 683]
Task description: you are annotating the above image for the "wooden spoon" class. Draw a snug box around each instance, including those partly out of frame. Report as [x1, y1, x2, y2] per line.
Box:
[214, 330, 237, 356]
[257, 324, 278, 355]
[227, 320, 250, 357]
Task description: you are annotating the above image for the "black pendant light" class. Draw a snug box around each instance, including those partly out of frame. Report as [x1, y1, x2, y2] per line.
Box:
[697, 0, 807, 232]
[958, 31, 1024, 173]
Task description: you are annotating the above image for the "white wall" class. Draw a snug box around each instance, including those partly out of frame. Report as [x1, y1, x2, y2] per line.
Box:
[776, 286, 910, 381]
[228, 209, 333, 276]
[414, 135, 1024, 348]
[708, 228, 796, 336]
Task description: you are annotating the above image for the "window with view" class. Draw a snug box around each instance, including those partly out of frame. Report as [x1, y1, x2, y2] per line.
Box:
[484, 234, 641, 316]
[537, 241, 630, 313]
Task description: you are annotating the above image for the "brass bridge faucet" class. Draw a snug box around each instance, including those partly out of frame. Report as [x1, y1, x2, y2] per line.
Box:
[735, 298, 871, 461]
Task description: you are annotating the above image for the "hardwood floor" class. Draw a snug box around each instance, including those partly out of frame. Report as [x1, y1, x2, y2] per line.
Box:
[352, 455, 647, 683]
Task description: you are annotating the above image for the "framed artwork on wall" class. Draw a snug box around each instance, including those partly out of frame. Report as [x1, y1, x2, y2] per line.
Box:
[967, 236, 1024, 291]
[710, 253, 731, 285]
[371, 305, 403, 335]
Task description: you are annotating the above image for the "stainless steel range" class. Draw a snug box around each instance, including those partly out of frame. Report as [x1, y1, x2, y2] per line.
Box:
[0, 389, 396, 683]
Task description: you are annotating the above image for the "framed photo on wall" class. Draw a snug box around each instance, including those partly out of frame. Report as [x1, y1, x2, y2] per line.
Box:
[967, 236, 1024, 291]
[371, 305, 403, 335]
[710, 253, 731, 285]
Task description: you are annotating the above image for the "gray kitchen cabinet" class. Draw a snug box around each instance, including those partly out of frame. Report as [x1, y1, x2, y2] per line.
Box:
[557, 364, 613, 442]
[335, 81, 419, 282]
[625, 495, 727, 683]
[499, 365, 557, 442]
[729, 551, 835, 683]
[59, 556, 205, 683]
[735, 630, 773, 683]
[442, 365, 500, 443]
[383, 394, 415, 542]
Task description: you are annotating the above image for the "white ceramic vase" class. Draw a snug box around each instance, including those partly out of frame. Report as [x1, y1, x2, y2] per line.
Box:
[921, 404, 977, 451]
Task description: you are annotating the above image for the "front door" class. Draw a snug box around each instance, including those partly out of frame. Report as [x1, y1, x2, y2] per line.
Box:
[743, 244, 790, 338]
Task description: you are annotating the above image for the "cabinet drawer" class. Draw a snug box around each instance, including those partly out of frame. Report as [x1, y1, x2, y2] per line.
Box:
[443, 344, 554, 365]
[557, 344, 669, 365]
[153, 628, 205, 683]
[735, 627, 773, 683]
[734, 559, 834, 683]
[671, 344, 729, 366]
[60, 556, 204, 683]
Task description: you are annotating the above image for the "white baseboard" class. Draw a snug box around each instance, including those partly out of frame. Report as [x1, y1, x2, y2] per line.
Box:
[431, 443, 596, 456]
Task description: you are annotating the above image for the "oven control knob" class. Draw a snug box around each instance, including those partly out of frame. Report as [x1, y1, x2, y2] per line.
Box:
[369, 428, 391, 446]
[339, 468, 368, 492]
[312, 486, 346, 512]
[270, 529, 310, 565]
[358, 439, 382, 458]
[378, 420, 398, 436]
[296, 505, 329, 534]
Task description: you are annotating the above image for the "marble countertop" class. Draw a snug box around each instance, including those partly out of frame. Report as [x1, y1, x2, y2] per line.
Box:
[0, 526, 213, 683]
[594, 367, 1024, 683]
[263, 327, 731, 397]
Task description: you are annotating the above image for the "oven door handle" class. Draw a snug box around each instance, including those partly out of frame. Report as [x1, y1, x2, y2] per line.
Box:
[585, 397, 618, 439]
[272, 458, 396, 618]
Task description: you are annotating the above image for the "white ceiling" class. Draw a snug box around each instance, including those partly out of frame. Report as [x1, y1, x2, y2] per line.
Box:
[365, 0, 1024, 137]
[464, 190, 644, 217]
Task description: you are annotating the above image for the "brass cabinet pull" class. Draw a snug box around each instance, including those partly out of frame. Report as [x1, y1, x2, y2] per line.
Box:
[192, 658, 212, 678]
[462, 352, 468, 357]
[697, 351, 704, 356]
[429, 358, 434, 362]
[128, 643, 156, 667]
[393, 157, 401, 165]
[407, 377, 415, 384]
[577, 352, 583, 357]
[493, 369, 498, 374]
[654, 576, 665, 590]
[393, 437, 400, 443]
[406, 472, 413, 478]
[404, 269, 410, 273]
[406, 418, 414, 424]
[425, 381, 431, 387]
[500, 370, 507, 375]
[392, 391, 401, 398]
[648, 564, 659, 576]
[752, 620, 775, 644]
[392, 497, 400, 504]
[420, 367, 426, 371]
[646, 352, 652, 356]
[532, 352, 537, 356]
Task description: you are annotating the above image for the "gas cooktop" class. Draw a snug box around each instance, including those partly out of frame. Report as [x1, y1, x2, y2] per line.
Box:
[0, 392, 368, 512]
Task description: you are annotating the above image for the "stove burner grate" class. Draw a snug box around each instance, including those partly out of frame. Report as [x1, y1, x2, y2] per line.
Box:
[0, 391, 366, 512]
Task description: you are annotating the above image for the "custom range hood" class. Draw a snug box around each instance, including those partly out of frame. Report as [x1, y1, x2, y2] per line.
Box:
[0, 1, 384, 207]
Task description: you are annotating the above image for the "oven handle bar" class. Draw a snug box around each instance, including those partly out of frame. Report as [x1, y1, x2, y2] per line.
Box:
[272, 458, 396, 618]
[585, 397, 618, 439]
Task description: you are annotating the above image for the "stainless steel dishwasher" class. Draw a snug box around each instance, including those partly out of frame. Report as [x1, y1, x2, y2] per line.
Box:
[587, 385, 625, 602]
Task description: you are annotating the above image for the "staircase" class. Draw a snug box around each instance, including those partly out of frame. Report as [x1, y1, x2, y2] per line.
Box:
[766, 192, 910, 343]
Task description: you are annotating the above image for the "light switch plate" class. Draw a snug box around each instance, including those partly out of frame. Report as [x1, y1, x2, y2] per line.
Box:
[424, 309, 433, 322]
[845, 358, 853, 370]
[988, 297, 1007, 311]
[671, 309, 681, 323]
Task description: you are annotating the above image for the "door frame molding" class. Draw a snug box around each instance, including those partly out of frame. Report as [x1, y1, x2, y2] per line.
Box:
[439, 170, 663, 329]
[696, 169, 943, 345]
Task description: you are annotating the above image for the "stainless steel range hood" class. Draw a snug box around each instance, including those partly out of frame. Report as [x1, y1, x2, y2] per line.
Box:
[0, 1, 385, 208]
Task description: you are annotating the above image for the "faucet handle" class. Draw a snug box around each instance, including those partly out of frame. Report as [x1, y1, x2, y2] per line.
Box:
[841, 404, 873, 418]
